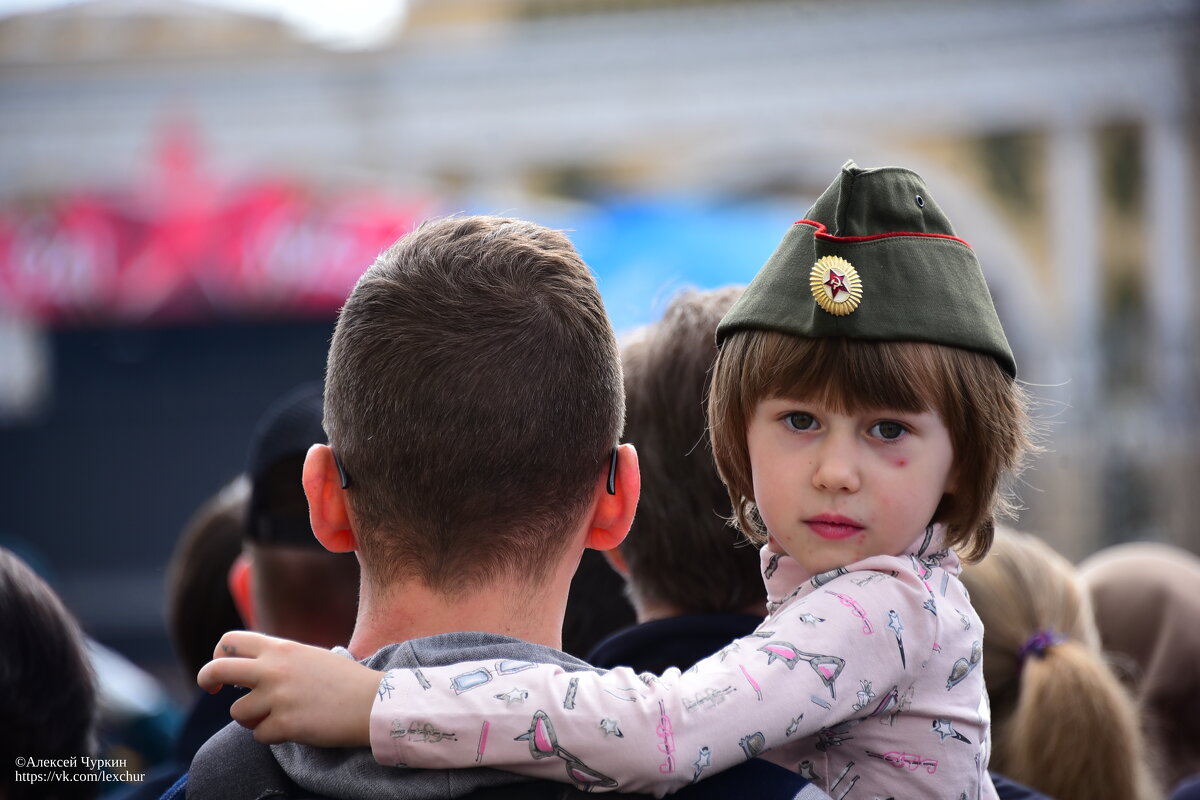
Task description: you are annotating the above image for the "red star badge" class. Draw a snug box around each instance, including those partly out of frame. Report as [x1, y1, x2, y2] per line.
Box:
[824, 270, 848, 298]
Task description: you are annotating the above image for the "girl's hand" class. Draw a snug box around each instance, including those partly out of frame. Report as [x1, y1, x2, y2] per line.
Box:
[197, 630, 380, 748]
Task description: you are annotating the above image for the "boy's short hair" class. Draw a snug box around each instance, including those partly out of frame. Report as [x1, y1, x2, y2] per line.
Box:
[708, 332, 1034, 562]
[619, 287, 764, 614]
[324, 216, 623, 593]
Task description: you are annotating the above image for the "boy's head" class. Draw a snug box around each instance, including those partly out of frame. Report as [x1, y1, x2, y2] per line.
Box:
[710, 161, 1033, 562]
[616, 286, 764, 617]
[323, 216, 624, 593]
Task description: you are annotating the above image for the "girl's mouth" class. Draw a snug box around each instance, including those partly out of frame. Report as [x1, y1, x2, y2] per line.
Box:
[804, 515, 864, 540]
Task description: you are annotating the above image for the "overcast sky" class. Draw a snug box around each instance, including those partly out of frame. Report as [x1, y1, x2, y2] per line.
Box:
[0, 0, 408, 48]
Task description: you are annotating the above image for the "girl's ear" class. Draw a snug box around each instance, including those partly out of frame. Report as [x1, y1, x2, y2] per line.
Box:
[302, 444, 358, 554]
[585, 444, 641, 552]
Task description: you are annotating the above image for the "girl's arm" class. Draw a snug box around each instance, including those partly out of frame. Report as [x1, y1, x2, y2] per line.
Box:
[198, 630, 381, 748]
[371, 583, 925, 796]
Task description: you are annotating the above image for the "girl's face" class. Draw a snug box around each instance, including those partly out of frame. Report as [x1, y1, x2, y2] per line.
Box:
[746, 396, 956, 576]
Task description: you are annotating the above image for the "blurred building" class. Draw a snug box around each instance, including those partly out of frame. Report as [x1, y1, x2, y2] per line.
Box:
[0, 0, 1196, 666]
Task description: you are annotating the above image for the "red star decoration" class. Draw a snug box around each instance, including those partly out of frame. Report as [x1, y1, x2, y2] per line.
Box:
[824, 270, 849, 298]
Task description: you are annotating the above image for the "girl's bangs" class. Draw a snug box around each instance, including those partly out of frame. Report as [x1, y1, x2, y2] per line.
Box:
[746, 334, 947, 416]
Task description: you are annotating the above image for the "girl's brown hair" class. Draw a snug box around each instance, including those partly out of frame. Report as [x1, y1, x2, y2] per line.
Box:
[961, 528, 1161, 800]
[707, 331, 1035, 562]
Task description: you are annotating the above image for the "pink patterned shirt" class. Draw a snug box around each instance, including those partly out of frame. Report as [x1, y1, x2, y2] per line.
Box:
[370, 525, 998, 799]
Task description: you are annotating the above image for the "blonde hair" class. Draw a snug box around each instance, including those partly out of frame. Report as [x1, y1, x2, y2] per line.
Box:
[960, 528, 1161, 800]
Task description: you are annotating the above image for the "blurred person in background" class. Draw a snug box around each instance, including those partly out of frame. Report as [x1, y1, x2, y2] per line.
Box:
[560, 549, 636, 659]
[114, 477, 249, 800]
[586, 286, 766, 674]
[960, 527, 1160, 800]
[227, 382, 360, 650]
[154, 382, 358, 799]
[1, 546, 98, 800]
[1080, 542, 1200, 800]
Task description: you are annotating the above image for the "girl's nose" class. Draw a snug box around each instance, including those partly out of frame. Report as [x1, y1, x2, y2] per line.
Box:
[811, 435, 861, 493]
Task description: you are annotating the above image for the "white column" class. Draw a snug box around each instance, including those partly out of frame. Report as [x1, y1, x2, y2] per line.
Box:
[1144, 113, 1196, 423]
[1049, 121, 1102, 415]
[1044, 121, 1103, 560]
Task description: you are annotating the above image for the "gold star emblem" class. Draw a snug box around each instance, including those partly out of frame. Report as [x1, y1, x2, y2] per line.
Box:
[809, 256, 863, 316]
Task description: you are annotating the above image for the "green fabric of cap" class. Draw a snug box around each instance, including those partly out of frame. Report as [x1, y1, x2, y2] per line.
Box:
[717, 160, 1016, 378]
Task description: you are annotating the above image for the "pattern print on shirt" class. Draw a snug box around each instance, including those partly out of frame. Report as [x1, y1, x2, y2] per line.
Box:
[864, 684, 903, 724]
[515, 710, 618, 791]
[739, 731, 766, 758]
[757, 640, 846, 699]
[683, 686, 736, 713]
[816, 720, 857, 751]
[599, 718, 623, 738]
[853, 680, 876, 713]
[494, 687, 528, 706]
[497, 660, 537, 675]
[867, 749, 938, 774]
[390, 721, 458, 743]
[829, 760, 860, 800]
[691, 746, 711, 783]
[887, 610, 906, 667]
[811, 567, 849, 589]
[824, 590, 873, 634]
[946, 640, 982, 690]
[931, 718, 972, 744]
[451, 667, 493, 695]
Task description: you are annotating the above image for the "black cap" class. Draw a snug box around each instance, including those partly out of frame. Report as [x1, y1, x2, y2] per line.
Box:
[245, 382, 326, 547]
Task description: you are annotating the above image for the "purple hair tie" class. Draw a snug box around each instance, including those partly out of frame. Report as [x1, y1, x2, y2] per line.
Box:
[1017, 629, 1064, 670]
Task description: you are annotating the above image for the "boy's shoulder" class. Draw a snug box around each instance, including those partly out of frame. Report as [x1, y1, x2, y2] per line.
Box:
[188, 720, 304, 800]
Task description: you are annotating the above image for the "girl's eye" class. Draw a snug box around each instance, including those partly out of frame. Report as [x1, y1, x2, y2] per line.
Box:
[871, 421, 907, 440]
[784, 412, 817, 431]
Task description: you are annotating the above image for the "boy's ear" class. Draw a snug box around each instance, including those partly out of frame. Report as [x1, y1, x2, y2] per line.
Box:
[302, 444, 358, 554]
[227, 552, 257, 630]
[584, 443, 640, 552]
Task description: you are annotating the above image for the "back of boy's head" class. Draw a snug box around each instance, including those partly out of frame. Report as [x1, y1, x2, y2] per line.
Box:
[166, 475, 248, 679]
[324, 216, 623, 593]
[619, 286, 763, 616]
[960, 528, 1161, 800]
[709, 160, 1034, 562]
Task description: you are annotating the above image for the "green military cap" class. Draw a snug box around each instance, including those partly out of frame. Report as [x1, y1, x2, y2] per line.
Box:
[716, 160, 1016, 378]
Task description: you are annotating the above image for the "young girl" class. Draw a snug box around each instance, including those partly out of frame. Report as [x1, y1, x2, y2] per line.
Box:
[201, 161, 1034, 799]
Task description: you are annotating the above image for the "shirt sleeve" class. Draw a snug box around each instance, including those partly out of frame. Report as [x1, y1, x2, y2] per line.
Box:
[370, 576, 929, 796]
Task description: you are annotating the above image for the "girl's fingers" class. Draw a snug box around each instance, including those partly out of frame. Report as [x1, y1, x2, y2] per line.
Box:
[249, 716, 289, 745]
[197, 652, 262, 694]
[211, 629, 274, 660]
[229, 689, 272, 731]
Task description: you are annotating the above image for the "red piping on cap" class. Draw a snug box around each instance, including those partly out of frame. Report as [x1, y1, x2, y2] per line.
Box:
[796, 219, 972, 249]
